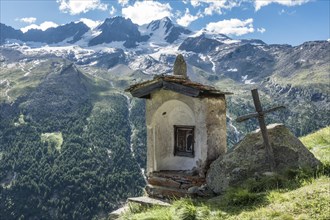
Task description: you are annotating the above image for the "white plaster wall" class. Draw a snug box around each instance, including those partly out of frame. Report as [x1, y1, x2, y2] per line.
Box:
[146, 90, 208, 172]
[145, 89, 226, 174]
[153, 99, 202, 171]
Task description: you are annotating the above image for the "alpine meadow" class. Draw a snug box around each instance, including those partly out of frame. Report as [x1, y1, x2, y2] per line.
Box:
[0, 0, 329, 219]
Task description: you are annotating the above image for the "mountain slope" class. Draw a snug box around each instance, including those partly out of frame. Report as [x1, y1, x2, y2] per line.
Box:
[23, 22, 90, 44]
[143, 17, 191, 43]
[0, 23, 23, 43]
[0, 61, 145, 219]
[88, 17, 149, 48]
[122, 126, 330, 220]
[0, 22, 90, 45]
[0, 16, 329, 219]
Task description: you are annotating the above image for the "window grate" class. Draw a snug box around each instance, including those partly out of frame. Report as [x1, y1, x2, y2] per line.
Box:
[174, 125, 195, 157]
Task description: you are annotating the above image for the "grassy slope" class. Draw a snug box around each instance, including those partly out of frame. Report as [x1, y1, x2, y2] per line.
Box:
[121, 127, 330, 220]
[301, 127, 330, 165]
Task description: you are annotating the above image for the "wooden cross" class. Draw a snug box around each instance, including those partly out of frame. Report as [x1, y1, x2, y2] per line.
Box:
[236, 89, 285, 171]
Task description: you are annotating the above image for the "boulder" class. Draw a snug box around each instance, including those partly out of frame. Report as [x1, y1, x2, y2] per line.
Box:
[206, 124, 321, 194]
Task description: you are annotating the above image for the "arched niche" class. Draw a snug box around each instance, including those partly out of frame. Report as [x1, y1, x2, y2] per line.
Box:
[150, 99, 201, 171]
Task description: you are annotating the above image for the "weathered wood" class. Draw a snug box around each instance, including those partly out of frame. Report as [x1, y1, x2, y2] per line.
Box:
[251, 89, 275, 171]
[163, 81, 200, 97]
[131, 81, 163, 98]
[263, 106, 286, 114]
[131, 80, 202, 98]
[236, 89, 285, 172]
[126, 75, 232, 99]
[236, 106, 285, 123]
[236, 112, 259, 122]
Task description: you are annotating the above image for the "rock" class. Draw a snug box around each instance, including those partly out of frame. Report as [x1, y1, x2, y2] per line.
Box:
[206, 124, 321, 194]
[108, 205, 129, 219]
[173, 54, 187, 78]
[127, 196, 171, 207]
[187, 186, 199, 194]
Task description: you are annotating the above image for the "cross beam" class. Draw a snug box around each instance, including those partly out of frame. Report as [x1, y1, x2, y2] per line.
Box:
[236, 89, 285, 171]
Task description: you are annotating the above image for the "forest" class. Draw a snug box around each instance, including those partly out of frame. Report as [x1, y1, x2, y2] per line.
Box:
[0, 93, 146, 219]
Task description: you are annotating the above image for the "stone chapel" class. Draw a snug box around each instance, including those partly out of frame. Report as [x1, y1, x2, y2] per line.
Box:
[126, 54, 232, 198]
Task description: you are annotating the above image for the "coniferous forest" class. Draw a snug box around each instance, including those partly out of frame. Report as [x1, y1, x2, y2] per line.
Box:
[0, 13, 329, 218]
[0, 83, 146, 219]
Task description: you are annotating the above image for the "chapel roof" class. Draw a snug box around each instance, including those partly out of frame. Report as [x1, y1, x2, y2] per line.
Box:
[125, 75, 233, 99]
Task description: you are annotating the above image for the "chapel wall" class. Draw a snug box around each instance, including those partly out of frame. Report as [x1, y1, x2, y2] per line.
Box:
[145, 89, 226, 174]
[146, 90, 207, 173]
[204, 97, 227, 168]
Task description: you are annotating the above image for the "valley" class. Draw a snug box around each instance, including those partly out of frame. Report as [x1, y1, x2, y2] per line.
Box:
[0, 16, 329, 219]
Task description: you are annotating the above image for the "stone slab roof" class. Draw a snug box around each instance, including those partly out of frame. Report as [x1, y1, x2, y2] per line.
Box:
[125, 75, 233, 98]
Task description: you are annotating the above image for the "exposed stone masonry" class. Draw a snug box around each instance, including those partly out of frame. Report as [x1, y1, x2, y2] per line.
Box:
[146, 171, 212, 199]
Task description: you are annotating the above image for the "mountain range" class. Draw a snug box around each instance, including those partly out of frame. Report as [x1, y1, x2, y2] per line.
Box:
[0, 16, 329, 219]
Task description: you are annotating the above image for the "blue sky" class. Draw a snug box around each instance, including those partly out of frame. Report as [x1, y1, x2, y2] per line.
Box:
[0, 0, 329, 45]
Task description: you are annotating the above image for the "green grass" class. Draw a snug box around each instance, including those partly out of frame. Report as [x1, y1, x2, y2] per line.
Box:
[273, 64, 330, 90]
[40, 132, 63, 152]
[300, 127, 330, 163]
[120, 127, 330, 220]
[300, 127, 330, 150]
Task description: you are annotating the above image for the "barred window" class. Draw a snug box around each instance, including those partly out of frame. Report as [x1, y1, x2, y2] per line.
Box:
[174, 126, 195, 157]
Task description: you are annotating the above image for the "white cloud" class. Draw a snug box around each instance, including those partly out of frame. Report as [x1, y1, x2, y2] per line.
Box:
[16, 17, 37, 24]
[205, 18, 254, 36]
[21, 21, 59, 33]
[254, 0, 310, 11]
[122, 1, 172, 25]
[186, 0, 309, 15]
[204, 0, 240, 15]
[279, 9, 286, 15]
[176, 9, 201, 27]
[186, 0, 241, 15]
[79, 18, 101, 29]
[109, 6, 117, 15]
[257, 27, 266, 33]
[57, 0, 108, 15]
[278, 8, 296, 15]
[118, 0, 129, 6]
[191, 1, 200, 7]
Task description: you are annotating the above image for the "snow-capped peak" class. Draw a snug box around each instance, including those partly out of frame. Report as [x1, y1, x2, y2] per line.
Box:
[139, 16, 191, 44]
[77, 18, 101, 29]
[190, 29, 233, 42]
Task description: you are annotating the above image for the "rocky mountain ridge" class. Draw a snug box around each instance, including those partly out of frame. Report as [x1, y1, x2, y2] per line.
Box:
[1, 17, 329, 140]
[0, 16, 329, 219]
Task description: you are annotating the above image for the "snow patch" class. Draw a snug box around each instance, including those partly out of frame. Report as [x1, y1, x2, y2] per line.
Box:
[89, 41, 125, 51]
[147, 44, 178, 61]
[228, 68, 238, 72]
[223, 39, 240, 44]
[139, 19, 171, 45]
[78, 18, 101, 29]
[89, 61, 98, 66]
[241, 75, 255, 84]
[199, 54, 207, 62]
[208, 55, 216, 72]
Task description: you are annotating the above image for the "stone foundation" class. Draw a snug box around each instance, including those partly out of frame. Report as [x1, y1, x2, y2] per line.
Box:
[146, 171, 212, 199]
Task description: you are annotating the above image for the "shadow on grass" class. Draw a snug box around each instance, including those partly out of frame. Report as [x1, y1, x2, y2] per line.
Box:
[203, 166, 330, 216]
[206, 188, 269, 215]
